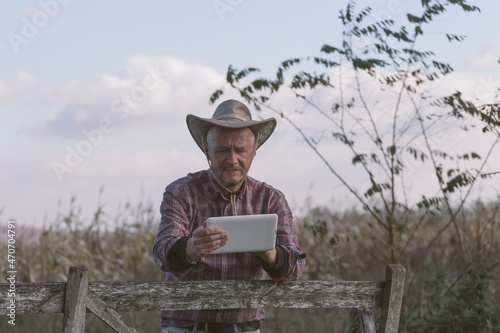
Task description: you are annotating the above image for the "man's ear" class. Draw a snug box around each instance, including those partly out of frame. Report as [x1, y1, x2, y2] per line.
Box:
[203, 141, 210, 159]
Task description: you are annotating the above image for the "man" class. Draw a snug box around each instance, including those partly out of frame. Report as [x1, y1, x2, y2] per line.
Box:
[153, 99, 306, 333]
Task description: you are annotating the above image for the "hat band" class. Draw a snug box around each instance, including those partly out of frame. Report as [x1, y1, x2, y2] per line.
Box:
[215, 114, 248, 121]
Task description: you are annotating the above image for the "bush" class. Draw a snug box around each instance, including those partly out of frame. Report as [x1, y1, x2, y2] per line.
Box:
[405, 254, 500, 333]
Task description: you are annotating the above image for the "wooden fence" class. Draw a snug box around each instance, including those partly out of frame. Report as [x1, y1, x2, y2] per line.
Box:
[1, 264, 405, 333]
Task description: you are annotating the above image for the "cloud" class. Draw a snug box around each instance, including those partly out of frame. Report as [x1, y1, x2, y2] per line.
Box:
[23, 102, 104, 137]
[467, 37, 500, 70]
[0, 70, 40, 102]
[10, 55, 225, 138]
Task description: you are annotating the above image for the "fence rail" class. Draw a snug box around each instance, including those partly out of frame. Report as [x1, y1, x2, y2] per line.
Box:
[1, 264, 405, 333]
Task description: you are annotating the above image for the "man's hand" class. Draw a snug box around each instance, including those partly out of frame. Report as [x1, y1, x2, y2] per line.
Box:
[185, 223, 228, 261]
[256, 248, 277, 266]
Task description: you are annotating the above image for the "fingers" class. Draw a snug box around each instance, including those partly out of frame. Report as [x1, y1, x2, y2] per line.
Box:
[190, 226, 228, 257]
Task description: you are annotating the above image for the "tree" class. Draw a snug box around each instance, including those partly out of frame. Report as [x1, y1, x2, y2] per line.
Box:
[211, 0, 499, 316]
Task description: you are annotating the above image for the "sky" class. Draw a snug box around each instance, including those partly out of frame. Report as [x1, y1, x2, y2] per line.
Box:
[1, 0, 499, 228]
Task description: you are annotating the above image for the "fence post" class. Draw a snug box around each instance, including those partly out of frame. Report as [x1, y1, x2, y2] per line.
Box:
[380, 264, 406, 333]
[63, 266, 88, 333]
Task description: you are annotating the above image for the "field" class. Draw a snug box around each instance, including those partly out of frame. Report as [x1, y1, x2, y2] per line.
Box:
[1, 196, 499, 332]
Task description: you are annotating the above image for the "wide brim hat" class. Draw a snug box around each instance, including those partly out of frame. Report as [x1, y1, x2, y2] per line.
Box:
[186, 99, 277, 152]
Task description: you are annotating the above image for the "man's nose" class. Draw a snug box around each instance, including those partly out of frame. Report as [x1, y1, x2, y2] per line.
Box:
[226, 150, 238, 164]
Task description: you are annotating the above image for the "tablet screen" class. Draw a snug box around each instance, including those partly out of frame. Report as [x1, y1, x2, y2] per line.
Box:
[206, 214, 278, 254]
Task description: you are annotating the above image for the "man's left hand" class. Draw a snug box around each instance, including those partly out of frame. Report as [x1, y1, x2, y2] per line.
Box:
[256, 248, 277, 266]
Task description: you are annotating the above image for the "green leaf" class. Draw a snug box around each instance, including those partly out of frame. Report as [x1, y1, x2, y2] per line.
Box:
[281, 58, 302, 70]
[407, 13, 425, 23]
[364, 183, 391, 198]
[447, 168, 456, 177]
[352, 58, 389, 70]
[417, 195, 444, 209]
[209, 89, 224, 104]
[371, 154, 381, 164]
[332, 132, 354, 146]
[352, 154, 367, 165]
[444, 171, 475, 193]
[388, 145, 396, 156]
[446, 33, 466, 42]
[320, 44, 344, 55]
[407, 147, 428, 161]
[313, 57, 339, 68]
[471, 152, 481, 159]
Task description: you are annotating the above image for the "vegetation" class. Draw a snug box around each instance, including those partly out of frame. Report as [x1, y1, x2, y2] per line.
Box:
[211, 0, 499, 269]
[0, 194, 165, 333]
[1, 196, 499, 332]
[209, 0, 500, 331]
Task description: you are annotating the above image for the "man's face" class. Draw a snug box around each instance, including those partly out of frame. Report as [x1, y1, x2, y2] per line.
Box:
[205, 127, 256, 192]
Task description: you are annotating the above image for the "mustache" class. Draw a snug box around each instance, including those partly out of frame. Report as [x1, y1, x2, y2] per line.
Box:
[222, 165, 242, 172]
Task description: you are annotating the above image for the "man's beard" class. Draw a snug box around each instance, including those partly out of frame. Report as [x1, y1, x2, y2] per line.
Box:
[218, 164, 245, 188]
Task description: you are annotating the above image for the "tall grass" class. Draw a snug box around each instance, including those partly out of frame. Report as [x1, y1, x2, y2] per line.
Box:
[0, 194, 164, 333]
[296, 201, 500, 332]
[1, 195, 499, 332]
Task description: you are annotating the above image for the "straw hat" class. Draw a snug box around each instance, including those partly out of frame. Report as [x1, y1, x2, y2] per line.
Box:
[186, 99, 277, 152]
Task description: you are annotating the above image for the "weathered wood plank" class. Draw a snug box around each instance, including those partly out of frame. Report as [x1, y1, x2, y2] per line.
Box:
[9, 282, 67, 314]
[0, 280, 384, 315]
[359, 312, 377, 333]
[63, 266, 88, 333]
[380, 264, 406, 333]
[344, 308, 357, 333]
[86, 291, 138, 333]
[344, 308, 377, 333]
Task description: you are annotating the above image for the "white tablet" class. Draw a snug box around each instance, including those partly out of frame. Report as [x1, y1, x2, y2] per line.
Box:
[206, 214, 278, 254]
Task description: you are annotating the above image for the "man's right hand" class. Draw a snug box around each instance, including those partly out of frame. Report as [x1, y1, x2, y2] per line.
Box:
[185, 223, 228, 261]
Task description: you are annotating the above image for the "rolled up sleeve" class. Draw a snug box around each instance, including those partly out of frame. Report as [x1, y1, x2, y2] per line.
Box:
[268, 192, 306, 281]
[152, 186, 194, 277]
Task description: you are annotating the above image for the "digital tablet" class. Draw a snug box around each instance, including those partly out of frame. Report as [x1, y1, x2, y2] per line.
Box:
[205, 214, 278, 254]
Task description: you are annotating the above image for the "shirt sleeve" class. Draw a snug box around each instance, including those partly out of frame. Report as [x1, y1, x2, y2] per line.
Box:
[152, 185, 196, 277]
[260, 245, 287, 277]
[268, 190, 306, 281]
[168, 237, 199, 271]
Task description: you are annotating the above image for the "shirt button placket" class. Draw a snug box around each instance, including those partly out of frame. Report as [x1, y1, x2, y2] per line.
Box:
[219, 203, 231, 323]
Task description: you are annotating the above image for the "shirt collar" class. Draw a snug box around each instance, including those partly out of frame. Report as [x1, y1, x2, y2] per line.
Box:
[205, 169, 248, 201]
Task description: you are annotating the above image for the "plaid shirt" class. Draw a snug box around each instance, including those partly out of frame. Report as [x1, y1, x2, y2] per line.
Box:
[153, 169, 306, 328]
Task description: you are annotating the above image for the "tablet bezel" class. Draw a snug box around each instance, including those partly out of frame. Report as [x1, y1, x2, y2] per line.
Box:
[205, 214, 278, 254]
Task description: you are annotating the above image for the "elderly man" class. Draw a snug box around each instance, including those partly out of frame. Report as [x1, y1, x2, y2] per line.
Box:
[153, 99, 306, 333]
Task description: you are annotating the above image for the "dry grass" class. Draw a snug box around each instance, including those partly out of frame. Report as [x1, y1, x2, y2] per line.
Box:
[1, 196, 499, 332]
[5, 196, 164, 284]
